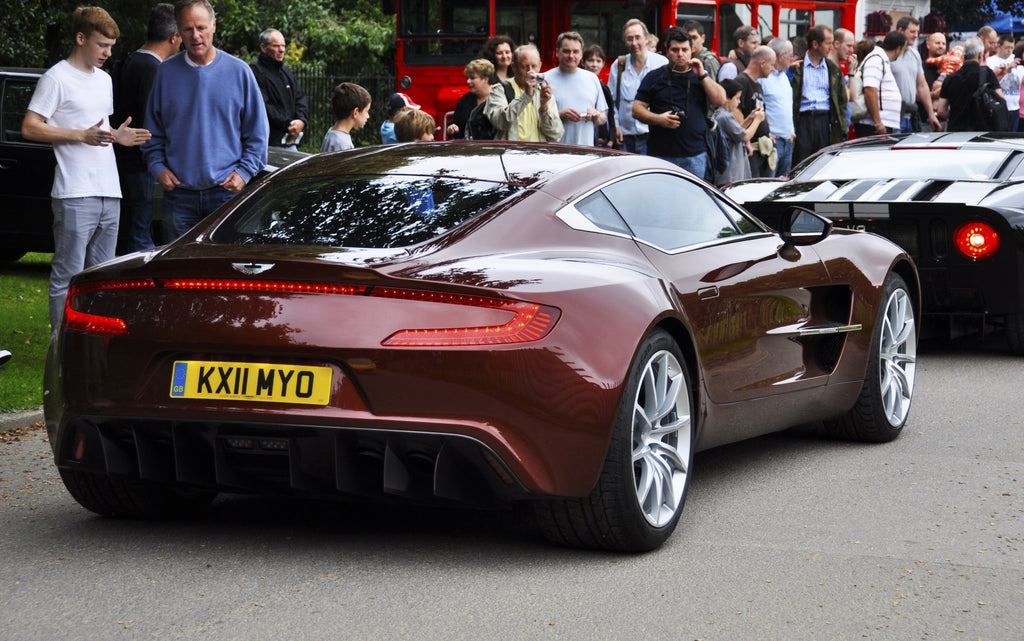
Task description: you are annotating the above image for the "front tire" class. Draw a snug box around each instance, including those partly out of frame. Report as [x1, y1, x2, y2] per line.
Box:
[826, 273, 917, 442]
[535, 329, 694, 551]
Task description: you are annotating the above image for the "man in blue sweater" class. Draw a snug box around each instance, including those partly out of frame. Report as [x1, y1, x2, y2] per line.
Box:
[143, 0, 268, 240]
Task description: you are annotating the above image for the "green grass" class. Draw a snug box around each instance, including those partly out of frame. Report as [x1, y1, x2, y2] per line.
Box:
[0, 253, 51, 411]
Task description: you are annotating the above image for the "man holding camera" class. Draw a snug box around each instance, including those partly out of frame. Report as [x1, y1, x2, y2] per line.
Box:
[632, 27, 726, 177]
[485, 43, 564, 142]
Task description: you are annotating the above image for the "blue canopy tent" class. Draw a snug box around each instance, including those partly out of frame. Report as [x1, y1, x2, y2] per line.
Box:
[952, 12, 1024, 35]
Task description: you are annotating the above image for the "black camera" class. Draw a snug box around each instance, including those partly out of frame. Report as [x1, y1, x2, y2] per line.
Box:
[673, 108, 687, 120]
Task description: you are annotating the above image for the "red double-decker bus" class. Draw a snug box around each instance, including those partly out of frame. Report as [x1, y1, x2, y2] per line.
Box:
[386, 0, 858, 134]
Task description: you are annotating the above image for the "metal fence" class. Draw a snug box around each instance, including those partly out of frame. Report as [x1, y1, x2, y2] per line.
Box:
[293, 62, 396, 152]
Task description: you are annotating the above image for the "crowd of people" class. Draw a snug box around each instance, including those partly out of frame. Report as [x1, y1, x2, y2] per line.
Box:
[20, 1, 1024, 335]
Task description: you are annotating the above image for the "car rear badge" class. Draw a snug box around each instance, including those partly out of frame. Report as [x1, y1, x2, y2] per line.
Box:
[232, 262, 275, 276]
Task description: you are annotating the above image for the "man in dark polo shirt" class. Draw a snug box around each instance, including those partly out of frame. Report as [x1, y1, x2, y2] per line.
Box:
[632, 27, 726, 179]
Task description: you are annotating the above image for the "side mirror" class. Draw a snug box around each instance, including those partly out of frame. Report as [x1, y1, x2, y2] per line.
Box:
[779, 206, 832, 246]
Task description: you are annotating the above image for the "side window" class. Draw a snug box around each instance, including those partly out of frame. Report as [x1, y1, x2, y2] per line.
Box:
[575, 190, 632, 235]
[2, 81, 38, 144]
[601, 173, 740, 251]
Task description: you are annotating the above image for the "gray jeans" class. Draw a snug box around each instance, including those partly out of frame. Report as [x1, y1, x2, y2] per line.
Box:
[49, 196, 119, 332]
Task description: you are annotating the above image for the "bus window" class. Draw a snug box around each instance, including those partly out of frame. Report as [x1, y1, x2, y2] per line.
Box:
[676, 3, 715, 48]
[569, 1, 660, 60]
[496, 0, 541, 48]
[778, 8, 811, 40]
[813, 8, 841, 32]
[399, 0, 490, 65]
[718, 3, 753, 56]
[757, 5, 774, 42]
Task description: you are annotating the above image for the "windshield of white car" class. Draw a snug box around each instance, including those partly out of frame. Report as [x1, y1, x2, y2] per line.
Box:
[799, 149, 1009, 182]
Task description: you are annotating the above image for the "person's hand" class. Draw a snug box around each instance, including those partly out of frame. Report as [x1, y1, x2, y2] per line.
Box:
[874, 121, 886, 134]
[157, 168, 180, 191]
[539, 82, 554, 108]
[81, 120, 116, 146]
[113, 116, 151, 147]
[288, 119, 305, 135]
[928, 112, 941, 130]
[690, 58, 706, 77]
[524, 70, 540, 95]
[614, 126, 623, 145]
[660, 111, 681, 129]
[561, 108, 583, 122]
[847, 53, 858, 73]
[752, 107, 765, 123]
[219, 171, 246, 193]
[446, 123, 459, 137]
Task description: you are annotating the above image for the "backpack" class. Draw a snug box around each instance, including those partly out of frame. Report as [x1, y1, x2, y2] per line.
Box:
[704, 118, 729, 178]
[465, 81, 516, 140]
[865, 11, 893, 35]
[972, 81, 1009, 131]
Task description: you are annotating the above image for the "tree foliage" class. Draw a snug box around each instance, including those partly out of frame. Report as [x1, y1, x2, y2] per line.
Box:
[929, 0, 1024, 31]
[0, 0, 393, 69]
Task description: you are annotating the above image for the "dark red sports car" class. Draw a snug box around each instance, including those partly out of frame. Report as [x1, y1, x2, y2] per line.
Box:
[45, 143, 920, 551]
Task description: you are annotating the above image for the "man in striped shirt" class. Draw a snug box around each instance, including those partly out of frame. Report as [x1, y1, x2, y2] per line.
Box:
[854, 32, 906, 138]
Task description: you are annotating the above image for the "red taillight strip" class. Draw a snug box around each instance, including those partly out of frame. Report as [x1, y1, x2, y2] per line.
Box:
[65, 279, 156, 335]
[63, 278, 560, 346]
[158, 278, 368, 295]
[377, 287, 560, 347]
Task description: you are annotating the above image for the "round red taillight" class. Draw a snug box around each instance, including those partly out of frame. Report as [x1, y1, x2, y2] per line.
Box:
[954, 222, 1000, 261]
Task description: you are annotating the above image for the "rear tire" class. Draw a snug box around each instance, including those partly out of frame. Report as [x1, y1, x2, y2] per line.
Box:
[535, 329, 694, 551]
[825, 273, 917, 442]
[1006, 313, 1024, 355]
[59, 468, 216, 519]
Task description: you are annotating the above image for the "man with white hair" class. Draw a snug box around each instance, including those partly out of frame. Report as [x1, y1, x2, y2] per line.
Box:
[250, 27, 308, 149]
[941, 36, 1005, 131]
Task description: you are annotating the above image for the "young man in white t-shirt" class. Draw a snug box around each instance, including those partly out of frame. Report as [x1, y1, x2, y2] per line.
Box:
[987, 34, 1023, 131]
[543, 31, 608, 146]
[21, 7, 150, 333]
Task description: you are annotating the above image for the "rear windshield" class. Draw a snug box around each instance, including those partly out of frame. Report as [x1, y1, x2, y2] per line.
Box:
[801, 149, 1009, 181]
[212, 175, 520, 248]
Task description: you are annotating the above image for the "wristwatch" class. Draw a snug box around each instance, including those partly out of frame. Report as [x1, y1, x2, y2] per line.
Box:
[700, 73, 710, 80]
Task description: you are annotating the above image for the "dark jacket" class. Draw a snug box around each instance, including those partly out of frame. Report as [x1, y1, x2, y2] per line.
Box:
[250, 53, 308, 146]
[112, 49, 162, 171]
[941, 60, 998, 132]
[791, 57, 849, 146]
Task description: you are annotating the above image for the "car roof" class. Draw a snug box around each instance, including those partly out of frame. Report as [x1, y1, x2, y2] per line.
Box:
[282, 142, 629, 189]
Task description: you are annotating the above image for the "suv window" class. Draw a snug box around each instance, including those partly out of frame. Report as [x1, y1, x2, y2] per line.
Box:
[2, 80, 37, 144]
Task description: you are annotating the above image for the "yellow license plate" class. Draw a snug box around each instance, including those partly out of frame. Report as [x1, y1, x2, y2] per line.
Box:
[170, 360, 332, 405]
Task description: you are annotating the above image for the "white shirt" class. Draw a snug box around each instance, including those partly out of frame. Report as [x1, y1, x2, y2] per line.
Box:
[987, 54, 1024, 111]
[607, 51, 668, 135]
[859, 47, 901, 129]
[28, 60, 121, 199]
[543, 67, 608, 145]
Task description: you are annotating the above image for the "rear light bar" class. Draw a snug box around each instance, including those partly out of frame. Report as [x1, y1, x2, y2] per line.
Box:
[64, 279, 559, 346]
[953, 222, 1000, 261]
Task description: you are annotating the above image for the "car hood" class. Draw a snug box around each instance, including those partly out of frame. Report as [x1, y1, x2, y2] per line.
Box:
[725, 177, 1011, 208]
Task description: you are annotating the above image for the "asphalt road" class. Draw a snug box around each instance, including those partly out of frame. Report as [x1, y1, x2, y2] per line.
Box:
[1, 333, 1021, 641]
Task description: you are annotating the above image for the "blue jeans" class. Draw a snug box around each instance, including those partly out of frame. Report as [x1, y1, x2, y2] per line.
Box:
[121, 169, 155, 252]
[773, 137, 794, 177]
[162, 186, 236, 240]
[899, 114, 915, 134]
[50, 197, 119, 331]
[656, 152, 708, 179]
[622, 134, 648, 155]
